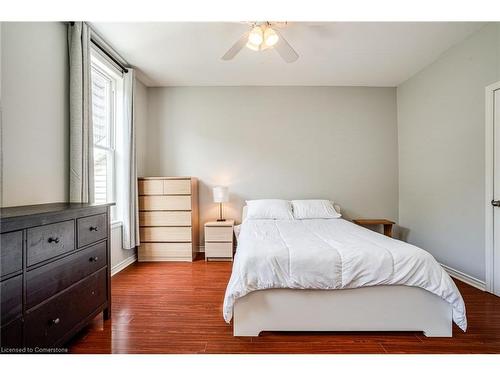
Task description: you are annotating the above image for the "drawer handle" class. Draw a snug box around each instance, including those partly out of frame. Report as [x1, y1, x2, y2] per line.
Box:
[50, 318, 60, 326]
[89, 226, 99, 232]
[89, 256, 99, 262]
[48, 237, 60, 244]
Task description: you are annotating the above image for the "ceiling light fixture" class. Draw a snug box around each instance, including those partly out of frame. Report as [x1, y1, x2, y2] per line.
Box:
[221, 21, 298, 63]
[248, 26, 264, 45]
[246, 40, 260, 51]
[246, 24, 280, 51]
[263, 27, 279, 47]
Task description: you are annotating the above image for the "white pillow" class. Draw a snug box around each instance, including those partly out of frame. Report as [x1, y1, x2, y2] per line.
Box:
[291, 199, 341, 219]
[245, 199, 294, 220]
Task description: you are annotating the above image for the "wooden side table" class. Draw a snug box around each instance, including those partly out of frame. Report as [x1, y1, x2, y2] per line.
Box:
[204, 220, 235, 261]
[352, 219, 395, 237]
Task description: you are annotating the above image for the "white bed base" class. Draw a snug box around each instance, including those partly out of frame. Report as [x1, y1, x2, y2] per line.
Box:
[234, 205, 453, 338]
[233, 285, 453, 337]
[233, 285, 452, 337]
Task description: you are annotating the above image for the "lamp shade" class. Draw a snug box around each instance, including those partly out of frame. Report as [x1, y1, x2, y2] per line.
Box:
[213, 186, 229, 203]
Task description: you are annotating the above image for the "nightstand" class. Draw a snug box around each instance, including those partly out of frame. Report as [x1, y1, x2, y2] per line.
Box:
[204, 220, 235, 261]
[352, 219, 395, 237]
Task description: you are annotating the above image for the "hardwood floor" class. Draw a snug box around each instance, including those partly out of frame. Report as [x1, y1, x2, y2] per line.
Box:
[69, 260, 500, 354]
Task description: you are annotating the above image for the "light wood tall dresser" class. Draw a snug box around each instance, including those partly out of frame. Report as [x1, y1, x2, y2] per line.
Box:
[138, 177, 199, 261]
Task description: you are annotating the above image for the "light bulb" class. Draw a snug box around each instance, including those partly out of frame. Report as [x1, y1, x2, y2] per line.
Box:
[263, 27, 279, 47]
[248, 26, 263, 46]
[246, 41, 260, 51]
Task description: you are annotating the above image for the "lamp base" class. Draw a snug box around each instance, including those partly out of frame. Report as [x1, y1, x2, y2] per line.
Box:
[217, 202, 226, 222]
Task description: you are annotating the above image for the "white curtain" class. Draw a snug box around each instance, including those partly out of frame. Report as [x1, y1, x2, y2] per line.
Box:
[120, 69, 140, 249]
[68, 22, 94, 203]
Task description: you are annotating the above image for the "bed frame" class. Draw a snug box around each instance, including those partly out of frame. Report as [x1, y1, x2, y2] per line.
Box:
[232, 205, 453, 337]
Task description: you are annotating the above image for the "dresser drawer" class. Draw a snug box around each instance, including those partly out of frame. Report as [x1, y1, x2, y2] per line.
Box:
[26, 242, 107, 309]
[163, 179, 191, 195]
[139, 211, 191, 226]
[1, 275, 22, 326]
[140, 226, 192, 242]
[205, 242, 233, 258]
[138, 179, 163, 195]
[1, 318, 23, 349]
[25, 269, 107, 348]
[205, 226, 233, 242]
[77, 214, 107, 248]
[138, 242, 193, 261]
[139, 195, 191, 211]
[1, 230, 23, 277]
[27, 220, 75, 266]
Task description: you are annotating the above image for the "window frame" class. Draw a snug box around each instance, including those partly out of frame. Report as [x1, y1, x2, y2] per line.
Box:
[90, 46, 124, 221]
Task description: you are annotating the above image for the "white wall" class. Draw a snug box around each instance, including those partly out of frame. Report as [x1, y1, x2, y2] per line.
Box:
[145, 86, 399, 245]
[397, 23, 500, 281]
[1, 22, 69, 207]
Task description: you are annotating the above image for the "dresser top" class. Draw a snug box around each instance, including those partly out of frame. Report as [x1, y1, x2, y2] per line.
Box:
[0, 202, 114, 220]
[205, 220, 235, 227]
[138, 176, 194, 180]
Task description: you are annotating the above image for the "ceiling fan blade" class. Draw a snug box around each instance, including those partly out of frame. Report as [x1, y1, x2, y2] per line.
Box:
[221, 31, 250, 61]
[274, 29, 299, 63]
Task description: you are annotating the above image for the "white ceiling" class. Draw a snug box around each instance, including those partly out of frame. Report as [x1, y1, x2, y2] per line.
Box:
[91, 22, 486, 87]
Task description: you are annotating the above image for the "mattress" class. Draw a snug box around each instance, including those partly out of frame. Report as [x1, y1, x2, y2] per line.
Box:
[223, 218, 467, 331]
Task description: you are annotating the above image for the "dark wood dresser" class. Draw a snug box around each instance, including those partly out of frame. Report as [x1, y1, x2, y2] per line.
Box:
[0, 203, 113, 350]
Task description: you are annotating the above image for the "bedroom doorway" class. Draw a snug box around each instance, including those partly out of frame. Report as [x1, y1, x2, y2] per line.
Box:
[486, 81, 500, 297]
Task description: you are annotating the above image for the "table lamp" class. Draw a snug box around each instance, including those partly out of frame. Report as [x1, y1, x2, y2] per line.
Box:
[213, 186, 229, 222]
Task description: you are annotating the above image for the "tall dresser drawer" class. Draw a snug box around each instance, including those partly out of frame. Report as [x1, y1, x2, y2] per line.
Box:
[1, 275, 23, 325]
[25, 269, 107, 347]
[139, 195, 191, 211]
[27, 220, 75, 266]
[163, 179, 191, 195]
[138, 242, 193, 261]
[1, 230, 23, 277]
[26, 242, 107, 309]
[139, 211, 192, 226]
[77, 214, 107, 248]
[138, 179, 163, 195]
[140, 227, 192, 242]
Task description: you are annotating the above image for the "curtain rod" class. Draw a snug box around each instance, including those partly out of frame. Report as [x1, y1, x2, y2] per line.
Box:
[69, 22, 129, 73]
[90, 38, 129, 73]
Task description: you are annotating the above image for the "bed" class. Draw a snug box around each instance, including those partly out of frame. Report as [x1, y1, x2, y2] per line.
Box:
[223, 205, 467, 337]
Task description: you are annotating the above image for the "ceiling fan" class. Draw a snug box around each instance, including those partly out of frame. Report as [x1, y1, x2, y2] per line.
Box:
[222, 22, 299, 63]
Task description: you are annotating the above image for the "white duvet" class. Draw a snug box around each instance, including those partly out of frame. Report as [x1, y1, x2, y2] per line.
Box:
[223, 219, 467, 331]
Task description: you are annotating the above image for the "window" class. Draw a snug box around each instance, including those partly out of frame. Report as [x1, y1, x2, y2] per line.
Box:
[91, 47, 123, 220]
[91, 65, 115, 205]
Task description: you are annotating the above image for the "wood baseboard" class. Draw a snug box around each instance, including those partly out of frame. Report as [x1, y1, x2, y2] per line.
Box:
[111, 253, 137, 276]
[440, 263, 486, 291]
